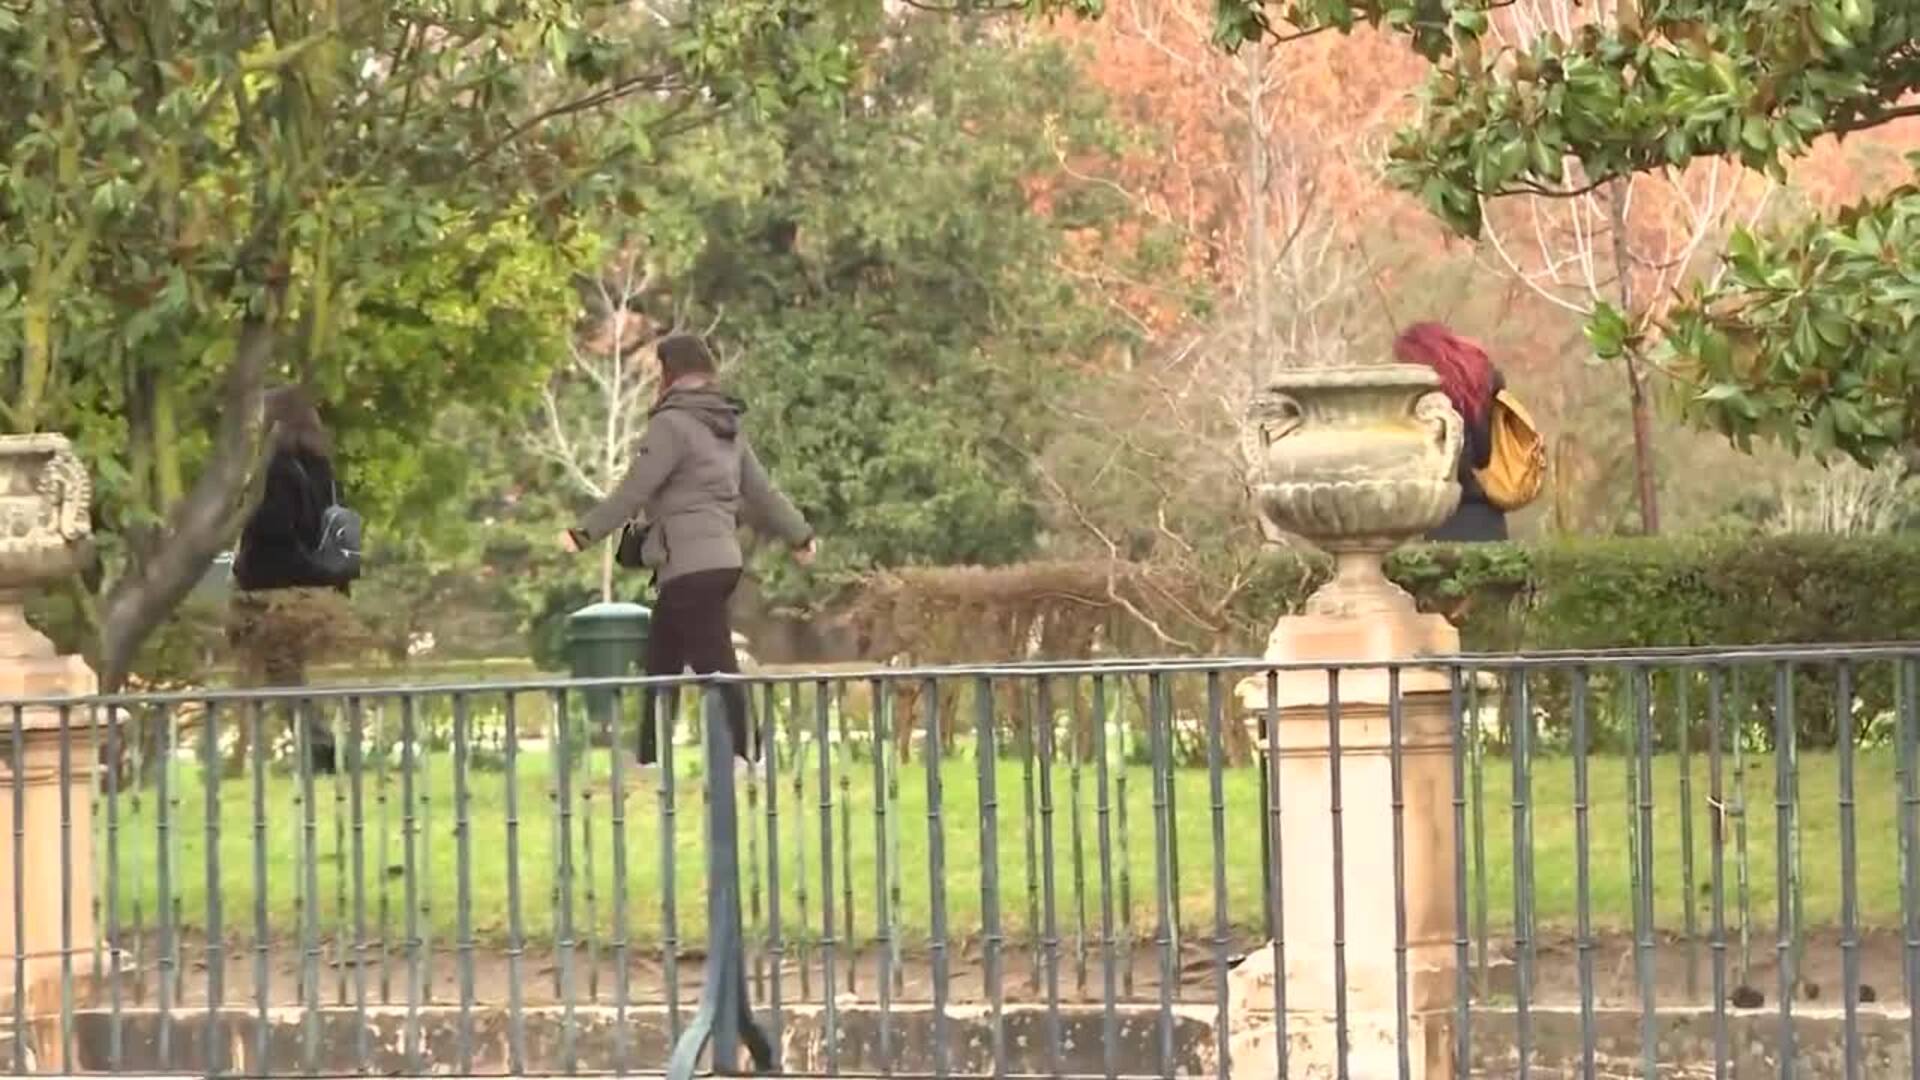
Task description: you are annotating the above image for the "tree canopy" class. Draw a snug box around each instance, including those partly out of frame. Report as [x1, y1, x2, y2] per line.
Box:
[1029, 0, 1920, 467]
[1, 0, 870, 683]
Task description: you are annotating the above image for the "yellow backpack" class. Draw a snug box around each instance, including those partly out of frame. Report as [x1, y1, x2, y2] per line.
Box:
[1475, 389, 1546, 512]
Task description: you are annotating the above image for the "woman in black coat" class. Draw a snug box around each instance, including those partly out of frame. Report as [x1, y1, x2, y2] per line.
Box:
[228, 387, 360, 769]
[1394, 322, 1510, 543]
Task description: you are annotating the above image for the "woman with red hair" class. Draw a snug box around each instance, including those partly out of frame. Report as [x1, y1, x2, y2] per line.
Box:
[1393, 322, 1510, 542]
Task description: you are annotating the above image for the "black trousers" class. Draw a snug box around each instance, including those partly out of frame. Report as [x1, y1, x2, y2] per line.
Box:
[641, 568, 750, 766]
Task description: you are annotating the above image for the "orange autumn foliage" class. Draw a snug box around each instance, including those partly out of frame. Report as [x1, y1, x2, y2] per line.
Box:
[1030, 1, 1458, 340]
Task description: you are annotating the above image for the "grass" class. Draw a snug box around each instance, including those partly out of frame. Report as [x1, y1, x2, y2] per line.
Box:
[96, 736, 1907, 950]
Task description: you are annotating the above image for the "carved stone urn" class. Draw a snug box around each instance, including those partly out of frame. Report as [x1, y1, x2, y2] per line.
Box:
[1242, 365, 1461, 619]
[0, 434, 93, 662]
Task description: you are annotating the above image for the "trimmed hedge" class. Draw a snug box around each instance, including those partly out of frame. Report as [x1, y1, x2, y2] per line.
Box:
[1358, 534, 1920, 652]
[1289, 535, 1920, 751]
[856, 537, 1920, 752]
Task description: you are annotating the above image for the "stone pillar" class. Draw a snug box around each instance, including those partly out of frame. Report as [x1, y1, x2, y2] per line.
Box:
[1226, 368, 1465, 1079]
[0, 435, 98, 1071]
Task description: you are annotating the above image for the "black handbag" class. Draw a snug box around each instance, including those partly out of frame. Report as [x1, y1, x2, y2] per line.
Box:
[615, 522, 649, 570]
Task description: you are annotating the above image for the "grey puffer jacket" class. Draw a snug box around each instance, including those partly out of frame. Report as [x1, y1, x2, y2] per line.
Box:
[575, 385, 812, 584]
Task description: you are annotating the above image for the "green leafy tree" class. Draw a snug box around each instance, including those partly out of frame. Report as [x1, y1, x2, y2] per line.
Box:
[455, 17, 1161, 669]
[702, 23, 1145, 608]
[509, 19, 1143, 637]
[0, 0, 867, 685]
[1026, 0, 1920, 469]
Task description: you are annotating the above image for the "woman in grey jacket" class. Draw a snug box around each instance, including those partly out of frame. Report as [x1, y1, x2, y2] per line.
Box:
[562, 334, 816, 765]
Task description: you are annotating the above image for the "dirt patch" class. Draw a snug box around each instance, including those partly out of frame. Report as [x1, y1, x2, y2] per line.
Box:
[71, 927, 1915, 1016]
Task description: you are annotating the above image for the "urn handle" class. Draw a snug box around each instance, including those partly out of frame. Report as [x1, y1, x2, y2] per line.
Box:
[1415, 390, 1464, 478]
[1240, 391, 1304, 475]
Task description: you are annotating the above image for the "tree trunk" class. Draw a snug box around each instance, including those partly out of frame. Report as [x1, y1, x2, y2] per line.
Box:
[1244, 39, 1271, 391]
[1608, 181, 1661, 535]
[97, 313, 275, 689]
[1624, 351, 1661, 535]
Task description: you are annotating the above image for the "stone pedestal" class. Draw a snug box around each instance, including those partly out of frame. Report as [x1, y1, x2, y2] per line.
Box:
[0, 606, 99, 1071]
[0, 434, 99, 1071]
[1231, 610, 1460, 1079]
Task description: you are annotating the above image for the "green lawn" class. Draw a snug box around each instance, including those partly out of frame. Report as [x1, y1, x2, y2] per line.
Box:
[96, 741, 1909, 948]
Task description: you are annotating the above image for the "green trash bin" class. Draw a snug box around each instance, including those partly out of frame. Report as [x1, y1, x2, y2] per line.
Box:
[565, 601, 651, 737]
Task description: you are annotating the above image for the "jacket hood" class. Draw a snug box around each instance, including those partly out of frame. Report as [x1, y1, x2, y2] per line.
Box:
[655, 384, 744, 440]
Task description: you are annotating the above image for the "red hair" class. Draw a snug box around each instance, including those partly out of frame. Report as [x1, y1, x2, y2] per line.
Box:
[1393, 322, 1494, 424]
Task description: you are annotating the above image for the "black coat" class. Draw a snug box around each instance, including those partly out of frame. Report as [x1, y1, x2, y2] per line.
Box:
[235, 449, 345, 592]
[1426, 371, 1511, 543]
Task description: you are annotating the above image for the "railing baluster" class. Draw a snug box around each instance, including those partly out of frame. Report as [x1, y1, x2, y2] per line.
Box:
[869, 678, 893, 1074]
[815, 680, 839, 1075]
[791, 681, 811, 1005]
[400, 694, 424, 1073]
[610, 688, 631, 1077]
[1468, 670, 1489, 1001]
[55, 704, 74, 1072]
[1093, 675, 1120, 1080]
[453, 692, 476, 1075]
[167, 700, 184, 1013]
[1901, 659, 1920, 1080]
[664, 688, 774, 1080]
[1733, 667, 1753, 992]
[887, 683, 904, 1003]
[1037, 675, 1063, 1075]
[1679, 671, 1700, 1001]
[583, 744, 600, 1012]
[375, 700, 393, 1007]
[200, 700, 223, 1077]
[348, 697, 371, 1073]
[1707, 668, 1730, 1080]
[1572, 668, 1596, 1080]
[760, 683, 783, 1046]
[1837, 662, 1862, 1080]
[1117, 677, 1135, 1005]
[1205, 672, 1231, 1080]
[10, 705, 24, 1074]
[837, 681, 856, 1006]
[1148, 672, 1175, 1080]
[1069, 678, 1091, 1001]
[663, 686, 684, 1037]
[557, 688, 579, 1073]
[1449, 667, 1472, 1080]
[925, 677, 952, 1080]
[976, 675, 1007, 1079]
[332, 704, 348, 1010]
[102, 704, 125, 1072]
[156, 701, 176, 1071]
[1327, 669, 1350, 1080]
[249, 700, 268, 1074]
[506, 694, 529, 1075]
[1163, 675, 1183, 1009]
[747, 687, 765, 1007]
[297, 698, 320, 1075]
[1634, 667, 1658, 1079]
[1774, 662, 1798, 1079]
[1022, 683, 1041, 998]
[1265, 670, 1287, 1080]
[1388, 668, 1411, 1080]
[1512, 667, 1533, 1080]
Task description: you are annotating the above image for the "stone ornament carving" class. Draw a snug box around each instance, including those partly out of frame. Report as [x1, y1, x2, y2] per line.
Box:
[0, 434, 92, 592]
[1243, 365, 1462, 617]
